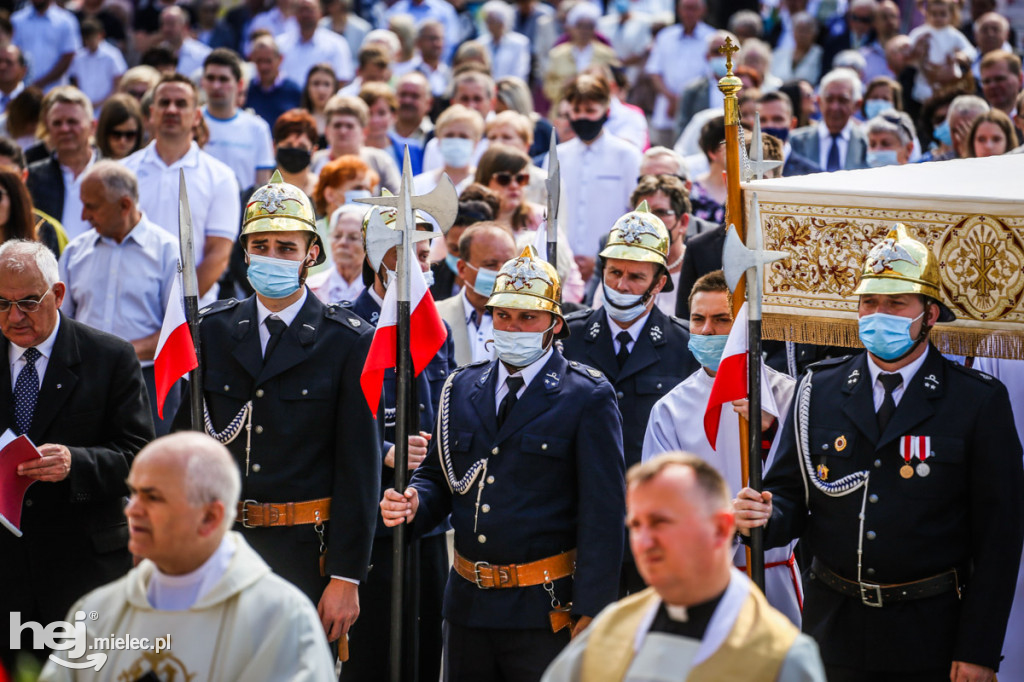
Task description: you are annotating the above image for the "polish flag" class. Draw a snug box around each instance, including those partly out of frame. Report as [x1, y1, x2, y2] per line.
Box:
[704, 303, 781, 450]
[154, 272, 198, 419]
[361, 266, 448, 417]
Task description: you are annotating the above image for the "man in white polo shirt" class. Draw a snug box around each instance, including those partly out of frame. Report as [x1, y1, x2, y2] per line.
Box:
[122, 73, 239, 306]
[278, 0, 354, 86]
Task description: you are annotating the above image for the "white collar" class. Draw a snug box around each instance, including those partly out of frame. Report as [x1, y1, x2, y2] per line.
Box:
[368, 285, 384, 308]
[866, 342, 930, 389]
[255, 288, 308, 329]
[496, 346, 553, 391]
[461, 288, 488, 323]
[604, 307, 651, 343]
[818, 119, 853, 142]
[9, 312, 61, 364]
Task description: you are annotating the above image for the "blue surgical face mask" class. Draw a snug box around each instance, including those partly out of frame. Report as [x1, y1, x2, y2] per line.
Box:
[603, 281, 651, 323]
[614, 0, 630, 14]
[445, 253, 460, 275]
[709, 56, 729, 79]
[864, 99, 894, 119]
[688, 333, 730, 370]
[933, 120, 953, 147]
[247, 253, 305, 299]
[867, 149, 899, 167]
[439, 137, 475, 168]
[344, 189, 372, 204]
[422, 268, 435, 287]
[466, 262, 498, 297]
[762, 125, 790, 143]
[858, 311, 925, 361]
[493, 322, 555, 368]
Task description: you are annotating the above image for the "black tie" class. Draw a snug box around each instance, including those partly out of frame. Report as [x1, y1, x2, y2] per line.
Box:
[826, 134, 841, 172]
[616, 331, 632, 369]
[14, 347, 40, 435]
[497, 376, 525, 429]
[876, 373, 903, 432]
[264, 317, 287, 364]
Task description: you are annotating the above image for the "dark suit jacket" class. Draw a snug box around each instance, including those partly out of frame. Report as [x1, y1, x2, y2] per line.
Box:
[429, 260, 459, 302]
[26, 155, 66, 228]
[675, 223, 725, 318]
[1, 314, 154, 630]
[764, 350, 1023, 671]
[789, 124, 869, 172]
[677, 76, 712, 137]
[410, 352, 625, 628]
[173, 292, 382, 602]
[783, 148, 821, 176]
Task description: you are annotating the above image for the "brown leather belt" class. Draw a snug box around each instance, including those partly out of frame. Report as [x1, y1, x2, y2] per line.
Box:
[237, 498, 331, 528]
[810, 559, 961, 608]
[454, 549, 576, 589]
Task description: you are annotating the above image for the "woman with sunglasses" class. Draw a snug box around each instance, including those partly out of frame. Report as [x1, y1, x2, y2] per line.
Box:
[96, 94, 144, 160]
[474, 143, 585, 301]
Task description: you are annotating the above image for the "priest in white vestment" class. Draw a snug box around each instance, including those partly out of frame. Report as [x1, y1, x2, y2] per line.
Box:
[40, 433, 336, 682]
[542, 453, 825, 682]
[641, 270, 802, 626]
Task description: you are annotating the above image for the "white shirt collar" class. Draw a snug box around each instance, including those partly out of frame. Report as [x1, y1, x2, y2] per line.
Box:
[604, 307, 651, 345]
[461, 288, 488, 325]
[496, 346, 554, 393]
[255, 287, 308, 329]
[866, 342, 930, 389]
[367, 285, 384, 308]
[818, 119, 853, 142]
[8, 312, 60, 365]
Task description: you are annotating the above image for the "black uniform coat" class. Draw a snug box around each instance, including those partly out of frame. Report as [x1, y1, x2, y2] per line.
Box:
[173, 291, 382, 601]
[409, 351, 626, 629]
[561, 306, 698, 468]
[762, 349, 1024, 672]
[2, 315, 154, 640]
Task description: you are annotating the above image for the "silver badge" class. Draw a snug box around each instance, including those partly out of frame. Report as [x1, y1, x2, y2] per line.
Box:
[650, 325, 663, 342]
[543, 371, 561, 389]
[847, 369, 861, 385]
[916, 462, 931, 477]
[866, 237, 919, 274]
[618, 214, 662, 244]
[252, 183, 299, 214]
[923, 373, 938, 390]
[588, 322, 601, 339]
[504, 257, 554, 291]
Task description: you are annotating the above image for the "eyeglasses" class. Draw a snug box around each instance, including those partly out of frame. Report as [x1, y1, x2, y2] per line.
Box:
[651, 209, 676, 219]
[0, 289, 52, 313]
[493, 171, 530, 187]
[879, 111, 914, 140]
[636, 172, 689, 184]
[109, 129, 139, 140]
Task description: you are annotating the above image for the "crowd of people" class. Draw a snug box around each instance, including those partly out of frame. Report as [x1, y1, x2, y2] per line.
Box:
[0, 0, 1023, 680]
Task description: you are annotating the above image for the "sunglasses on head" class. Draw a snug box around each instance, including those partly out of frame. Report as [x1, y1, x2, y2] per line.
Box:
[109, 129, 139, 140]
[493, 171, 530, 187]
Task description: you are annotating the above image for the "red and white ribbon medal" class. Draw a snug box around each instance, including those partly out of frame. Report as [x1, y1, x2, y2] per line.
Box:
[899, 436, 915, 478]
[899, 435, 932, 478]
[915, 436, 931, 477]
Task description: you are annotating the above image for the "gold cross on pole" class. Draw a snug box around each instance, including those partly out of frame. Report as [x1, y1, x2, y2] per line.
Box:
[718, 36, 740, 75]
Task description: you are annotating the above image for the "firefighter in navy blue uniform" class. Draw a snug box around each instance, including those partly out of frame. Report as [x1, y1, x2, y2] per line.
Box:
[173, 171, 382, 647]
[381, 245, 626, 682]
[340, 205, 456, 682]
[734, 225, 1024, 682]
[561, 203, 697, 595]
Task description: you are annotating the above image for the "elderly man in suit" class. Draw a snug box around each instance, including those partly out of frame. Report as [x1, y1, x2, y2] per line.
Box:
[436, 223, 517, 367]
[0, 239, 154, 669]
[788, 69, 869, 173]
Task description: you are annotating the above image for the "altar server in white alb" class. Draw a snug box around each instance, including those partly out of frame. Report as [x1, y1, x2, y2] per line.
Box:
[40, 433, 335, 682]
[642, 270, 802, 626]
[542, 453, 825, 682]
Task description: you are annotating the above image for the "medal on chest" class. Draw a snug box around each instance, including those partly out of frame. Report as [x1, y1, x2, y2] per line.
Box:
[899, 435, 932, 478]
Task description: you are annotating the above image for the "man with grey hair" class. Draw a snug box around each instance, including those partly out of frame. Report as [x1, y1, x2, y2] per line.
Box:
[0, 238, 153, 670]
[59, 160, 180, 434]
[40, 433, 336, 681]
[789, 68, 868, 171]
[479, 0, 530, 82]
[941, 94, 990, 159]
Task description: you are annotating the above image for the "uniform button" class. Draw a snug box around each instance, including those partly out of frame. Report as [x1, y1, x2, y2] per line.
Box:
[822, 444, 828, 450]
[866, 531, 877, 540]
[486, 476, 495, 484]
[541, 443, 548, 451]
[440, 370, 446, 376]
[252, 463, 261, 472]
[874, 459, 882, 468]
[482, 504, 490, 513]
[656, 383, 663, 389]
[491, 447, 499, 455]
[869, 494, 878, 503]
[866, 568, 876, 576]
[616, 391, 624, 399]
[420, 404, 426, 411]
[255, 389, 264, 398]
[301, 389, 308, 396]
[223, 385, 230, 391]
[255, 425, 264, 434]
[477, 534, 486, 543]
[24, 498, 32, 507]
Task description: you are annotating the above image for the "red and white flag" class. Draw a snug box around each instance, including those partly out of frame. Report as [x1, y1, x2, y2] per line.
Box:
[704, 302, 781, 450]
[154, 272, 198, 419]
[360, 266, 448, 417]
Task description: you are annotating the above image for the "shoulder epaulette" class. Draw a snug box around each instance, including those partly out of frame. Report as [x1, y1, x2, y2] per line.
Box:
[324, 303, 369, 332]
[668, 315, 690, 331]
[806, 354, 854, 371]
[567, 360, 605, 382]
[198, 298, 240, 317]
[564, 308, 594, 324]
[949, 362, 995, 383]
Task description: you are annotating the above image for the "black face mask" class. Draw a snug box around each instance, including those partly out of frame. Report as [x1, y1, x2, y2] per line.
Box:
[275, 147, 312, 173]
[569, 114, 608, 142]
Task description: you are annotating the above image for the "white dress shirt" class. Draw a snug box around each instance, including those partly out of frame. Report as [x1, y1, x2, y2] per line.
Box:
[554, 132, 642, 259]
[255, 288, 308, 355]
[59, 150, 97, 241]
[67, 40, 127, 105]
[644, 21, 715, 130]
[479, 31, 531, 82]
[177, 37, 212, 79]
[11, 4, 81, 91]
[9, 314, 61, 389]
[867, 344, 930, 411]
[816, 120, 855, 172]
[495, 347, 553, 406]
[278, 28, 355, 85]
[607, 309, 651, 356]
[462, 290, 495, 363]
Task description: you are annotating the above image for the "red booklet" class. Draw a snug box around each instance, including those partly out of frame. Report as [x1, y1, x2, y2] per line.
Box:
[0, 430, 42, 537]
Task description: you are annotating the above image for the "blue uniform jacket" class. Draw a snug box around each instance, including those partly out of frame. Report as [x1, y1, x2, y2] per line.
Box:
[409, 351, 626, 629]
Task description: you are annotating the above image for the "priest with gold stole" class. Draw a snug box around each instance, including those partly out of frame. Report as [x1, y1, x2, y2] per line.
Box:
[542, 453, 825, 682]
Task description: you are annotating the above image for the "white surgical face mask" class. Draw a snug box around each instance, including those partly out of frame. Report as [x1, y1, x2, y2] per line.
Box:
[603, 281, 651, 323]
[492, 322, 555, 367]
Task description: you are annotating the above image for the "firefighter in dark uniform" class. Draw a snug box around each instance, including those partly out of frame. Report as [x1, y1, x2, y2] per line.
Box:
[340, 206, 456, 682]
[381, 245, 626, 682]
[173, 171, 382, 647]
[735, 224, 1024, 682]
[561, 202, 698, 595]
